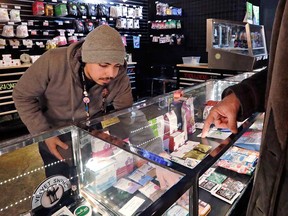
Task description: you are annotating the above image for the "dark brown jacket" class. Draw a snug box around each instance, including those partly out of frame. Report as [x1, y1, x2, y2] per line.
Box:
[223, 0, 288, 215]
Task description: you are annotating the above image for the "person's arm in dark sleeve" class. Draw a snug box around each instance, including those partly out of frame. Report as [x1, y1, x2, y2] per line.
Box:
[222, 69, 267, 121]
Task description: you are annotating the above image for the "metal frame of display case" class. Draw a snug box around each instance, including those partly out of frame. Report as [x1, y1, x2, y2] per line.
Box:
[206, 18, 268, 71]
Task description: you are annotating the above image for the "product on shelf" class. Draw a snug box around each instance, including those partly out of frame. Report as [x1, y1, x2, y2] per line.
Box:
[217, 146, 259, 175]
[32, 0, 44, 16]
[0, 7, 9, 22]
[55, 3, 68, 17]
[9, 9, 21, 22]
[16, 24, 29, 38]
[87, 3, 97, 17]
[67, 1, 78, 17]
[9, 39, 20, 46]
[77, 2, 88, 17]
[0, 39, 6, 47]
[45, 4, 54, 16]
[2, 25, 14, 38]
[97, 4, 108, 17]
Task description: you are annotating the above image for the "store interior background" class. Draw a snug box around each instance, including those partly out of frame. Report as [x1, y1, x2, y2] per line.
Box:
[0, 0, 279, 140]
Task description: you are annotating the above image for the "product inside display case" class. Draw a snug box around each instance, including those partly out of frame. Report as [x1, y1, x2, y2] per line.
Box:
[75, 128, 189, 216]
[206, 18, 268, 71]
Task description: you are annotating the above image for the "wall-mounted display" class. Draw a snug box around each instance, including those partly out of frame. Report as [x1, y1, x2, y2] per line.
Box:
[206, 18, 268, 71]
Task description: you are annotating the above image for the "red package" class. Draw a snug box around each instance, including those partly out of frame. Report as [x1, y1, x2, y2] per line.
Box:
[32, 1, 45, 16]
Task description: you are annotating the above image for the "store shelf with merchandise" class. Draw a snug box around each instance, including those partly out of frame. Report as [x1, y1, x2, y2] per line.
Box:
[0, 0, 149, 126]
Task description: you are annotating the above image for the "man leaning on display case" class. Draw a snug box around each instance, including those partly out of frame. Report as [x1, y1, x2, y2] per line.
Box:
[13, 25, 133, 177]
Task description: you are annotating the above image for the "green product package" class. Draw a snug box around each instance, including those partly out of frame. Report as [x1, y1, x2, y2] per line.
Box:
[55, 3, 68, 16]
[183, 150, 206, 160]
[207, 172, 227, 184]
[194, 144, 212, 153]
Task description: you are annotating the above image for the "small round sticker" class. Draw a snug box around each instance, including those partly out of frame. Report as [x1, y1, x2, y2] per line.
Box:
[215, 53, 221, 60]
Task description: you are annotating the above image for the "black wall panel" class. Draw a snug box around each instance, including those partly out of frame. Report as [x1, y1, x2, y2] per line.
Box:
[146, 0, 247, 66]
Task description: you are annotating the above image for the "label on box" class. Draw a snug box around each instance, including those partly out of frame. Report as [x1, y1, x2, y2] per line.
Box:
[101, 117, 120, 128]
[166, 205, 189, 216]
[114, 178, 141, 194]
[164, 111, 178, 135]
[113, 149, 134, 178]
[52, 206, 73, 216]
[212, 186, 240, 204]
[138, 181, 160, 198]
[119, 196, 145, 216]
[138, 163, 154, 174]
[128, 170, 153, 186]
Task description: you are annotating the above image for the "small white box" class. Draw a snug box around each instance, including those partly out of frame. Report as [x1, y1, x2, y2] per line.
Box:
[182, 56, 201, 65]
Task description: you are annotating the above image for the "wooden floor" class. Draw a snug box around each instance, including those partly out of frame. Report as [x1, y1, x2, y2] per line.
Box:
[0, 143, 45, 216]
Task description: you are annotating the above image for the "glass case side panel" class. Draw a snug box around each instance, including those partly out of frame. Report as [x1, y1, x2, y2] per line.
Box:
[248, 24, 268, 57]
[206, 19, 214, 51]
[77, 130, 186, 216]
[0, 127, 77, 216]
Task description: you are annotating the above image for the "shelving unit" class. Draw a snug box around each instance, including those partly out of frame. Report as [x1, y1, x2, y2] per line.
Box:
[0, 0, 150, 129]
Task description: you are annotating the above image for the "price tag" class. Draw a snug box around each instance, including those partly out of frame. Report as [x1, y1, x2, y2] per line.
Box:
[28, 20, 34, 26]
[52, 0, 57, 2]
[1, 5, 8, 8]
[31, 30, 37, 35]
[8, 22, 14, 25]
[14, 6, 21, 9]
[82, 16, 87, 19]
[64, 20, 70, 24]
[12, 46, 19, 49]
[101, 117, 120, 128]
[62, 0, 67, 3]
[43, 31, 49, 36]
[91, 16, 96, 20]
[43, 21, 49, 26]
[26, 45, 32, 48]
[57, 21, 64, 25]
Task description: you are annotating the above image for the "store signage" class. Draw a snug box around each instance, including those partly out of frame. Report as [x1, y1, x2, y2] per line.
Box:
[31, 175, 71, 210]
[182, 72, 212, 80]
[0, 82, 17, 91]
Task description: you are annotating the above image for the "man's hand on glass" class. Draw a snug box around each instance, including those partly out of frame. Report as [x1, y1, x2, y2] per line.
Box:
[202, 92, 241, 138]
[45, 136, 68, 161]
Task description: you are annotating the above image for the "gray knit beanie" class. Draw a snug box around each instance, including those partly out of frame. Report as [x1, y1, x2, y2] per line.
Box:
[82, 25, 125, 64]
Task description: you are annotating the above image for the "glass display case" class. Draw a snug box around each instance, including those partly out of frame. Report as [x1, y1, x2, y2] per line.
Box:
[0, 125, 190, 216]
[0, 79, 262, 216]
[78, 79, 261, 216]
[206, 18, 268, 71]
